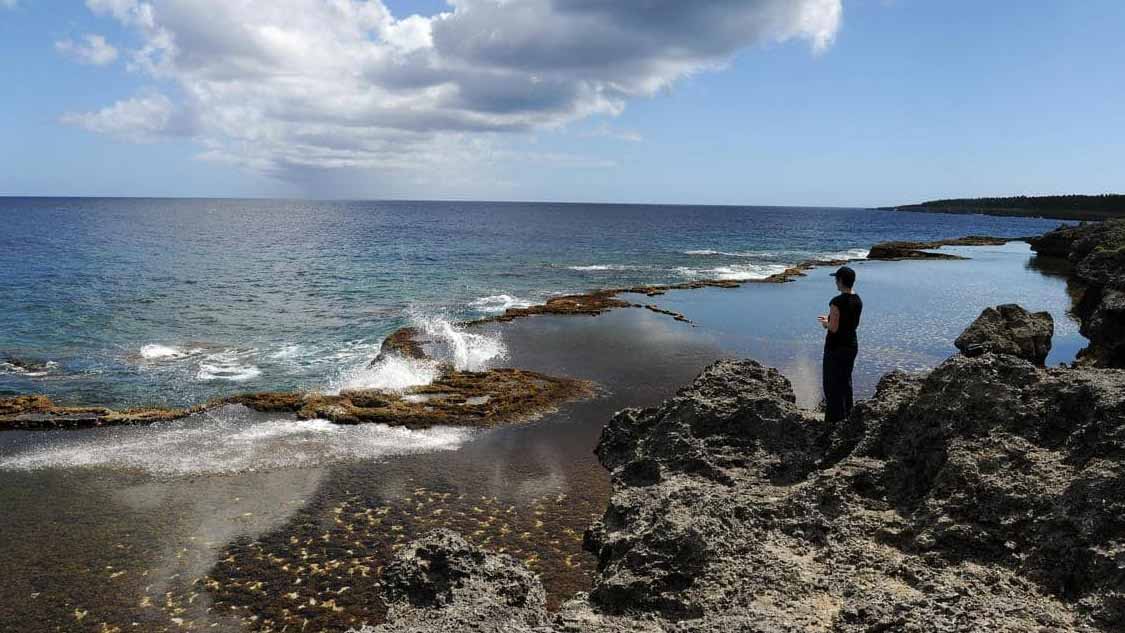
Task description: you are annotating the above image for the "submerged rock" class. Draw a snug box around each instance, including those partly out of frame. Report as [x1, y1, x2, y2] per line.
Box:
[369, 306, 1125, 632]
[954, 303, 1054, 365]
[1030, 219, 1125, 368]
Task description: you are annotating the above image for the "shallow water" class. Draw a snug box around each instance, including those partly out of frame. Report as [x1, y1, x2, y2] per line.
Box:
[0, 241, 1084, 631]
[0, 198, 1068, 407]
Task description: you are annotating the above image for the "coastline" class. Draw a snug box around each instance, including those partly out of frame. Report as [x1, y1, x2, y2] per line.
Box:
[0, 227, 1104, 631]
[1, 234, 1028, 432]
[886, 204, 1121, 222]
[352, 219, 1125, 633]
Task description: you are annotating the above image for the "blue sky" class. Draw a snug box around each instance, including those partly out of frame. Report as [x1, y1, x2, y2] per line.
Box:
[1, 0, 1122, 206]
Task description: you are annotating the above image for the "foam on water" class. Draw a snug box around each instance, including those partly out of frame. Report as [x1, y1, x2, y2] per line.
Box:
[0, 406, 473, 477]
[269, 344, 304, 360]
[819, 248, 870, 261]
[683, 249, 762, 257]
[140, 344, 191, 360]
[328, 354, 441, 394]
[567, 264, 641, 272]
[195, 349, 262, 382]
[676, 263, 792, 281]
[470, 294, 535, 314]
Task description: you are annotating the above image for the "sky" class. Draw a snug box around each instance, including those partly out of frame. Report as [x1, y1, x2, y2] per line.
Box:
[0, 0, 1122, 206]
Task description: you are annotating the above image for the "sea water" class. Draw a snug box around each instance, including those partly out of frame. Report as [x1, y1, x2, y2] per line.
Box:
[0, 198, 1067, 408]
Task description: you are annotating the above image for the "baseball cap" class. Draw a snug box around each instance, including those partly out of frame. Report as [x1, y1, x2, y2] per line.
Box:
[830, 266, 856, 286]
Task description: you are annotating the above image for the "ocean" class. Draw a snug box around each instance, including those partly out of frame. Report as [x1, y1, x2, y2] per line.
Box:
[0, 198, 1089, 630]
[0, 197, 1068, 409]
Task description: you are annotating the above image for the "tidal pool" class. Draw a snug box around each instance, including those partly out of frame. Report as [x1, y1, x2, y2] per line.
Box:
[0, 243, 1083, 631]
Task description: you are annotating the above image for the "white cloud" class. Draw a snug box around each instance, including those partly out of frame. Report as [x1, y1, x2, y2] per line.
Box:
[66, 0, 843, 194]
[55, 33, 120, 66]
[62, 92, 175, 141]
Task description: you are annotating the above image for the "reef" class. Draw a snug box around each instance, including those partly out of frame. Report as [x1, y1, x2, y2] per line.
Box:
[866, 235, 1012, 260]
[0, 394, 203, 430]
[235, 369, 593, 429]
[361, 305, 1125, 632]
[375, 255, 865, 359]
[0, 369, 592, 432]
[1029, 219, 1125, 368]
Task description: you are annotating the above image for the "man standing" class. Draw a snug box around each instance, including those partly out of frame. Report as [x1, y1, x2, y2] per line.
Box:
[818, 266, 863, 423]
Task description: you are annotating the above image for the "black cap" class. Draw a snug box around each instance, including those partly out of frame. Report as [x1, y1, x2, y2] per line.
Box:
[830, 266, 856, 287]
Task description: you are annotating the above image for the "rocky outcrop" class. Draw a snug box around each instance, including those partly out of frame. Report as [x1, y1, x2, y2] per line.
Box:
[867, 235, 1010, 260]
[366, 530, 549, 633]
[0, 369, 592, 431]
[954, 303, 1054, 365]
[366, 307, 1125, 632]
[1029, 219, 1125, 367]
[0, 394, 202, 430]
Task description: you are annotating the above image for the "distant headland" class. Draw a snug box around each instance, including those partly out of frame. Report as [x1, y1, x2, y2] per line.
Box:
[884, 194, 1125, 221]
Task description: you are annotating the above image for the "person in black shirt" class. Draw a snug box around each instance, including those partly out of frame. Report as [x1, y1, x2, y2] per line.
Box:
[818, 266, 863, 423]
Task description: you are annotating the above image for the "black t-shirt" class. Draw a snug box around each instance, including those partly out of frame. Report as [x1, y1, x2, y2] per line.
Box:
[825, 293, 862, 351]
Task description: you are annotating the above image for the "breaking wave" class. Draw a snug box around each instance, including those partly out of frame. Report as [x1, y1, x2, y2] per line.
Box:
[327, 314, 506, 394]
[471, 294, 535, 314]
[676, 263, 791, 282]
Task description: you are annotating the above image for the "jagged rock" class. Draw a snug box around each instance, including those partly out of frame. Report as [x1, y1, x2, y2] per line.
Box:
[954, 303, 1054, 365]
[368, 529, 549, 633]
[1030, 219, 1125, 367]
[364, 307, 1124, 632]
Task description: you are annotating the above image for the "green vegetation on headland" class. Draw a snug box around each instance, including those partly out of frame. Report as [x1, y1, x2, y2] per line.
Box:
[885, 194, 1125, 221]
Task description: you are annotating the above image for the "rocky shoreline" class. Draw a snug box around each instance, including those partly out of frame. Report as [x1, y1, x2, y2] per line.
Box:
[0, 368, 592, 431]
[349, 222, 1125, 632]
[1029, 219, 1125, 367]
[357, 302, 1125, 632]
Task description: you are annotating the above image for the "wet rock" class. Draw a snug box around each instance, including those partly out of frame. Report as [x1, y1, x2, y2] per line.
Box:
[867, 236, 1010, 260]
[0, 395, 200, 430]
[954, 303, 1054, 365]
[1030, 219, 1125, 367]
[370, 307, 1123, 631]
[369, 529, 549, 633]
[2, 368, 592, 432]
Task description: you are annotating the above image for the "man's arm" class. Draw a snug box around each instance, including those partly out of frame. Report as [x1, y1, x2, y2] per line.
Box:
[827, 304, 841, 334]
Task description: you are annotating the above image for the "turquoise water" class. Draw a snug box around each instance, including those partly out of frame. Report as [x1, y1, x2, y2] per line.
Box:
[0, 197, 1067, 407]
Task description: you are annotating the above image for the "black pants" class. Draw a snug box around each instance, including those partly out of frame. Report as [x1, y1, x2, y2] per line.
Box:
[823, 346, 857, 423]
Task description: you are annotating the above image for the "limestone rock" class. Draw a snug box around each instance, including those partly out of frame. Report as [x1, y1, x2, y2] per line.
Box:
[1030, 219, 1125, 367]
[954, 303, 1054, 365]
[371, 529, 549, 633]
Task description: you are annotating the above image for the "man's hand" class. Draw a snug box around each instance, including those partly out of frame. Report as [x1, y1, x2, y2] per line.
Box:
[817, 315, 829, 329]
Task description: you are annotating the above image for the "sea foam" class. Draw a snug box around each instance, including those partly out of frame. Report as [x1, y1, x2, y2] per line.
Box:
[140, 344, 190, 360]
[676, 263, 791, 282]
[327, 314, 507, 394]
[0, 406, 473, 477]
[195, 349, 262, 382]
[470, 294, 535, 314]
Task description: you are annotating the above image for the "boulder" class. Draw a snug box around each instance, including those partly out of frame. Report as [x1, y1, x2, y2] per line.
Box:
[370, 529, 549, 633]
[954, 303, 1054, 365]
